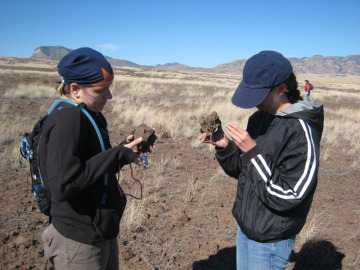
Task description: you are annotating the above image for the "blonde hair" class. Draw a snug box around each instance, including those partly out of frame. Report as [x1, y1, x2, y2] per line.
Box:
[56, 83, 78, 103]
[57, 83, 71, 98]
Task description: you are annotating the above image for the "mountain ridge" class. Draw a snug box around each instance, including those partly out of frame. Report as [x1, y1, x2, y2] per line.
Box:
[30, 46, 360, 75]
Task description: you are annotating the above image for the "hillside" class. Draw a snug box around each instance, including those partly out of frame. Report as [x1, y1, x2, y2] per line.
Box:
[31, 46, 142, 68]
[159, 55, 360, 76]
[31, 46, 360, 75]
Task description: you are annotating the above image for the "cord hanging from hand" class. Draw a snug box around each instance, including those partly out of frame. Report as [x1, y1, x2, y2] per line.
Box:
[117, 164, 143, 200]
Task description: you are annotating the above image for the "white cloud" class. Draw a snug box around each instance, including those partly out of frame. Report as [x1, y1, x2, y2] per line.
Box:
[97, 43, 120, 51]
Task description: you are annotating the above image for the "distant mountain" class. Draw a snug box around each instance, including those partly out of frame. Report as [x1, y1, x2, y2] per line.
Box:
[288, 55, 360, 75]
[163, 55, 360, 75]
[31, 46, 142, 68]
[30, 46, 188, 69]
[31, 46, 72, 61]
[30, 46, 360, 75]
[104, 56, 141, 68]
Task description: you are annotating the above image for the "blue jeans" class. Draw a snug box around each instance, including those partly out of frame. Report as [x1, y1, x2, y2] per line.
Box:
[236, 227, 295, 270]
[304, 91, 313, 101]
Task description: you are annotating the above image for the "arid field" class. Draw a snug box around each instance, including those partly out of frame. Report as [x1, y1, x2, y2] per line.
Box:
[0, 56, 359, 269]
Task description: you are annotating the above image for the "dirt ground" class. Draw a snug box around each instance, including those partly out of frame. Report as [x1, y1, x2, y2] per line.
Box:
[0, 58, 359, 269]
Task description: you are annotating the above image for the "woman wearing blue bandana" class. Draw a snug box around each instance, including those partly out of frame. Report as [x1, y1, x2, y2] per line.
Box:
[40, 47, 150, 269]
[199, 51, 324, 269]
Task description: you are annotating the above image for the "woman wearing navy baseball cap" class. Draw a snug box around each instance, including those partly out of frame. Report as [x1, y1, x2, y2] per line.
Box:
[199, 51, 324, 269]
[40, 47, 150, 269]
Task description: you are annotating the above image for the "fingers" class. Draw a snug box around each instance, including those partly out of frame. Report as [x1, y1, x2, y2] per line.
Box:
[199, 122, 255, 152]
[126, 134, 134, 143]
[198, 132, 210, 143]
[198, 127, 229, 148]
[134, 155, 145, 166]
[124, 137, 143, 149]
[225, 123, 242, 141]
[225, 123, 256, 152]
[226, 123, 251, 141]
[198, 126, 212, 143]
[226, 123, 244, 134]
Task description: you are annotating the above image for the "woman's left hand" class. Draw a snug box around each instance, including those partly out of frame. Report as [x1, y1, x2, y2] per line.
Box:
[225, 123, 256, 153]
[126, 128, 157, 153]
[124, 137, 145, 166]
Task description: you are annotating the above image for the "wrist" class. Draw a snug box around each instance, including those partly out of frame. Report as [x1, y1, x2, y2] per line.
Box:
[215, 136, 229, 148]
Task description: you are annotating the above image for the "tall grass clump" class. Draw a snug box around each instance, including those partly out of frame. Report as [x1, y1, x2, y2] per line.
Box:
[4, 84, 58, 99]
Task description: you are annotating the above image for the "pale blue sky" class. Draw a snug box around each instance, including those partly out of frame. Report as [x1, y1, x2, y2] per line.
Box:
[1, 0, 359, 67]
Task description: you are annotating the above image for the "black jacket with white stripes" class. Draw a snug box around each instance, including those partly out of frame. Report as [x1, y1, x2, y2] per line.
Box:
[216, 101, 324, 243]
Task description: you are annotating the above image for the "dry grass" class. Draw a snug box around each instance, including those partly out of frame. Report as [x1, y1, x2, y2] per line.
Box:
[4, 84, 58, 99]
[1, 57, 359, 269]
[110, 70, 254, 140]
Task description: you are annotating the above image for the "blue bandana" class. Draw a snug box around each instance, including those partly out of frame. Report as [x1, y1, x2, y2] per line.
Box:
[57, 47, 114, 87]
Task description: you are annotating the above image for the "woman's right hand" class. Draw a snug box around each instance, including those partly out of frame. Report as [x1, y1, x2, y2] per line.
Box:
[198, 126, 229, 148]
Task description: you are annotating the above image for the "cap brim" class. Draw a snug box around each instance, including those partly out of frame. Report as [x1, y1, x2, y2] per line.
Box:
[231, 81, 271, 109]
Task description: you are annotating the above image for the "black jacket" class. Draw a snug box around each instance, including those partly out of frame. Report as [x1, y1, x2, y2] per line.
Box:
[39, 102, 136, 244]
[216, 101, 324, 242]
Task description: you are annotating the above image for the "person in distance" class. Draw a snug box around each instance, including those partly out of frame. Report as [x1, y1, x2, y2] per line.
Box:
[304, 79, 314, 101]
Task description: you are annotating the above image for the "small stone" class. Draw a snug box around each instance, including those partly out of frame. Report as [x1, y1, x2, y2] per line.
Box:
[133, 123, 157, 153]
[13, 235, 28, 246]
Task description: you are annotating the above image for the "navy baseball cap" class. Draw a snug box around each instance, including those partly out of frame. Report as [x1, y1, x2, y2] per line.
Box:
[57, 47, 114, 87]
[232, 50, 293, 109]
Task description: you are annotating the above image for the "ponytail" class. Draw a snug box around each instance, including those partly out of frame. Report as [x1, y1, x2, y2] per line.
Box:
[284, 73, 303, 101]
[56, 83, 71, 98]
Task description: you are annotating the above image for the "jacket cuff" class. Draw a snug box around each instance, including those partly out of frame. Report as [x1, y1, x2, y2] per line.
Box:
[215, 141, 237, 157]
[240, 145, 261, 164]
